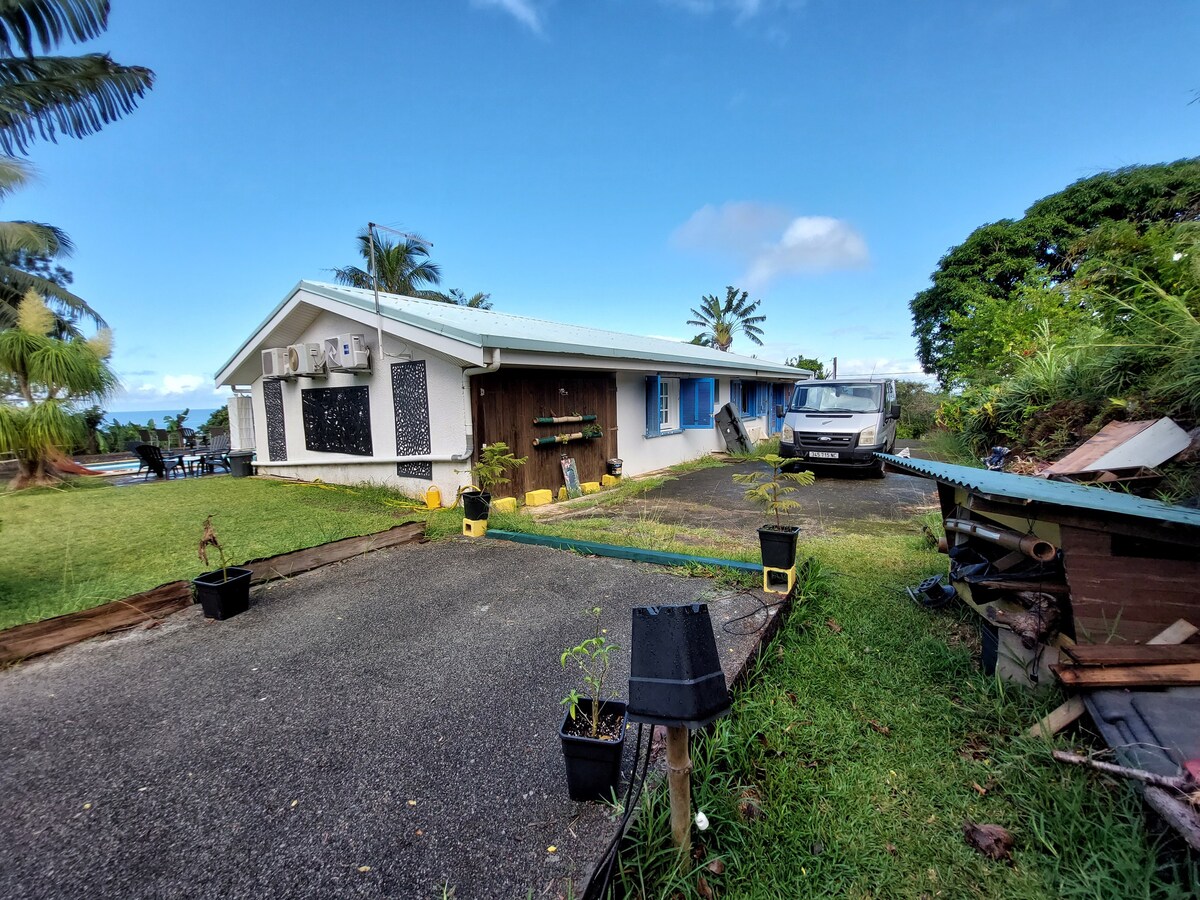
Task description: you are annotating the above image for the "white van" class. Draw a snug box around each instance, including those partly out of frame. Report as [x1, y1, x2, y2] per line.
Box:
[776, 379, 900, 477]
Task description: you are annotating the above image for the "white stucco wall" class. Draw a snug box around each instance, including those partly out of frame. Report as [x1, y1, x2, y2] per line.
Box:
[613, 371, 770, 476]
[246, 310, 473, 500]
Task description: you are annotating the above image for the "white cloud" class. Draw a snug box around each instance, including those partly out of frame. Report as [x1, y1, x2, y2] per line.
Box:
[471, 0, 545, 34]
[672, 202, 869, 289]
[108, 372, 233, 412]
[659, 0, 805, 21]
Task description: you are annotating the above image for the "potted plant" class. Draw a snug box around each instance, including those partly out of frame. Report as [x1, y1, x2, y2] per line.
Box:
[193, 515, 253, 620]
[461, 441, 527, 520]
[733, 453, 815, 570]
[559, 606, 627, 802]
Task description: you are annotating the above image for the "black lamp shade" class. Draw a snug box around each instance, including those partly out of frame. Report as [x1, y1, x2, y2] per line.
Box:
[627, 603, 731, 729]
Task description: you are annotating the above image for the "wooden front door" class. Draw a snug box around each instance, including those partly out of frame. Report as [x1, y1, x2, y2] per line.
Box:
[471, 369, 618, 499]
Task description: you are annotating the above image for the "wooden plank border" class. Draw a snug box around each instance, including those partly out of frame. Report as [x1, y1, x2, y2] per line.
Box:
[0, 522, 425, 666]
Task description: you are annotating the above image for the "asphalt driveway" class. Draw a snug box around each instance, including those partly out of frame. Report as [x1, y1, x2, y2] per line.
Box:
[1, 539, 779, 900]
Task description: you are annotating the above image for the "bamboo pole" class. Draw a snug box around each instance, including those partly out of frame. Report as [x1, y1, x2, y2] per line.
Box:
[666, 725, 692, 861]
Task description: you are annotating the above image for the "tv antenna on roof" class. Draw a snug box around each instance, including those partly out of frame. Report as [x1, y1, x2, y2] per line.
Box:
[366, 221, 432, 361]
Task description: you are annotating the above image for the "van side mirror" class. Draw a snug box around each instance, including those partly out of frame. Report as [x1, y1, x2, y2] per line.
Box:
[889, 402, 901, 419]
[774, 404, 785, 418]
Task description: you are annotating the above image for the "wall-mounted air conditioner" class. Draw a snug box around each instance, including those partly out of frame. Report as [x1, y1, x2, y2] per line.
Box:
[288, 342, 325, 376]
[261, 347, 292, 379]
[324, 333, 371, 371]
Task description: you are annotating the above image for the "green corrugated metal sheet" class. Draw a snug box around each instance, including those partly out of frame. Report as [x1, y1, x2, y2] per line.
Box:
[878, 453, 1200, 528]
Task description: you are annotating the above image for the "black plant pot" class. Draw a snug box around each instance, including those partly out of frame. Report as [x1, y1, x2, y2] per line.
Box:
[192, 567, 253, 620]
[559, 698, 627, 802]
[462, 489, 492, 521]
[758, 525, 800, 569]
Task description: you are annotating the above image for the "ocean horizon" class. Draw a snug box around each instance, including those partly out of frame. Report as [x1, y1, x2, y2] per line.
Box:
[105, 407, 221, 427]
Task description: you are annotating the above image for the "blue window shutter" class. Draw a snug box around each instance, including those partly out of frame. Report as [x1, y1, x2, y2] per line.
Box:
[731, 380, 742, 414]
[681, 377, 714, 429]
[680, 378, 697, 428]
[645, 375, 661, 436]
[758, 382, 769, 416]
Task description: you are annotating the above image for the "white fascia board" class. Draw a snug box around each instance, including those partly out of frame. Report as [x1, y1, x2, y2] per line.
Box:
[215, 289, 310, 386]
[215, 287, 484, 386]
[497, 349, 803, 380]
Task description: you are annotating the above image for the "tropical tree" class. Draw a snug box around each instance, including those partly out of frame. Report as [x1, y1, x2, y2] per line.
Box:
[911, 158, 1200, 386]
[0, 290, 116, 488]
[423, 287, 493, 309]
[0, 156, 100, 328]
[0, 0, 155, 156]
[332, 230, 442, 297]
[785, 355, 826, 378]
[687, 286, 765, 351]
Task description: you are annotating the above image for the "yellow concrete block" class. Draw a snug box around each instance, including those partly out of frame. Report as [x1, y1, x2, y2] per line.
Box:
[581, 481, 601, 494]
[462, 518, 488, 538]
[762, 565, 796, 596]
[525, 489, 553, 507]
[557, 487, 568, 501]
[491, 496, 518, 514]
[601, 474, 621, 487]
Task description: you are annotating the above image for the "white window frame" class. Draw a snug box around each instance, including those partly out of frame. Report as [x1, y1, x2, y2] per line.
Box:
[659, 377, 680, 432]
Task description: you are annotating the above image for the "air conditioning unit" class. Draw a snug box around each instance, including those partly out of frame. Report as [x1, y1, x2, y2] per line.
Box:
[324, 333, 370, 371]
[261, 347, 292, 379]
[288, 342, 325, 376]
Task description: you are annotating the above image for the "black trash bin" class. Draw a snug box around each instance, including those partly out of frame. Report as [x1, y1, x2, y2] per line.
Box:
[228, 450, 255, 478]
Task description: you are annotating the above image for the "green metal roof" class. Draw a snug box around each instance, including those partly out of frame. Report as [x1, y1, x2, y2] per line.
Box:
[216, 280, 807, 381]
[303, 281, 804, 374]
[879, 453, 1200, 529]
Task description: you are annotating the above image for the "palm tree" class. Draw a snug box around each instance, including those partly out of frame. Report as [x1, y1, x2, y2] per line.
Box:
[687, 286, 766, 351]
[0, 156, 101, 328]
[332, 230, 442, 297]
[0, 290, 116, 488]
[0, 0, 154, 156]
[423, 287, 493, 309]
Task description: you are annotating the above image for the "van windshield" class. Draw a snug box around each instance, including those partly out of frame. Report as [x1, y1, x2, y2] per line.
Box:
[790, 383, 883, 413]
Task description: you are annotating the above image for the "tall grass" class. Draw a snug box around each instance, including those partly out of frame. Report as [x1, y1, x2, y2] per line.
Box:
[613, 532, 1199, 899]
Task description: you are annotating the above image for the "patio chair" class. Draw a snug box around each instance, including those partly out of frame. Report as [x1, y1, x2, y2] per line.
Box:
[134, 444, 184, 479]
[137, 428, 158, 447]
[179, 427, 197, 449]
[154, 428, 176, 450]
[200, 433, 231, 474]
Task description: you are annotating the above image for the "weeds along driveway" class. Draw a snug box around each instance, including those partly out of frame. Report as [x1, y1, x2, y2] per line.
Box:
[536, 455, 939, 540]
[0, 539, 777, 900]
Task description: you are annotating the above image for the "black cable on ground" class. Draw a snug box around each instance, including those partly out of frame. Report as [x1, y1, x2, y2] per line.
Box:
[585, 723, 655, 900]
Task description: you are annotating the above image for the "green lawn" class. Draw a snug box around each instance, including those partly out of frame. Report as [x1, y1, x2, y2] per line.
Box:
[0, 477, 446, 631]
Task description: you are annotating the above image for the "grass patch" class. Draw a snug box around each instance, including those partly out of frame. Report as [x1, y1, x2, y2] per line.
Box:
[489, 508, 760, 564]
[614, 533, 1199, 898]
[0, 477, 457, 630]
[921, 427, 981, 466]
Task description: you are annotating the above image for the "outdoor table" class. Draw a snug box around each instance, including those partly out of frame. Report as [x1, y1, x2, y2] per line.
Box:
[181, 455, 204, 476]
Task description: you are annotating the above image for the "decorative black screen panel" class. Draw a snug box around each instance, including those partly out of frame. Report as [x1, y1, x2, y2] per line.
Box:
[264, 380, 287, 461]
[392, 360, 432, 479]
[301, 386, 373, 456]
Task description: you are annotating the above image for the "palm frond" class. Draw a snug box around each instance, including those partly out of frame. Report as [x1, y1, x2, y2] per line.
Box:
[0, 217, 71, 255]
[0, 53, 154, 154]
[0, 0, 109, 56]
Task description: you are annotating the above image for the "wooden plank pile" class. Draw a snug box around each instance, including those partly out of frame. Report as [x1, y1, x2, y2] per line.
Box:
[1051, 620, 1200, 689]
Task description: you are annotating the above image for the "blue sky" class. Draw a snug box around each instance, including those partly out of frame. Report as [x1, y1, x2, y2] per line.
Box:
[7, 0, 1198, 410]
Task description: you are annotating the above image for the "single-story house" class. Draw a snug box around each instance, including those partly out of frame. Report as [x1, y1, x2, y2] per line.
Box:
[214, 281, 810, 502]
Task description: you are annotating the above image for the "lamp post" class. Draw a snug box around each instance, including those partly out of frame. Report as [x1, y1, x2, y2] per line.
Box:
[626, 603, 730, 861]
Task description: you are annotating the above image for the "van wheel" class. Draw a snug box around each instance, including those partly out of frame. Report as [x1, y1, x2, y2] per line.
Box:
[868, 458, 886, 478]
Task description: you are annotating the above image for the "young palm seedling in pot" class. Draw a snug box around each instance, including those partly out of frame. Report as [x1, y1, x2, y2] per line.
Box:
[733, 453, 815, 570]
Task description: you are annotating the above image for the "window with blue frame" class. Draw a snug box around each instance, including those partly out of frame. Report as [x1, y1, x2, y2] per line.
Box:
[646, 375, 715, 436]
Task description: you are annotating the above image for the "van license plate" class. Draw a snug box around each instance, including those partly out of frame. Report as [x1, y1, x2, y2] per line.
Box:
[808, 451, 839, 459]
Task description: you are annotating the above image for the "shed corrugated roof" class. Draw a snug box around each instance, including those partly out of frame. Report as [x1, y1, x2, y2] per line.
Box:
[879, 454, 1200, 528]
[297, 281, 802, 374]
